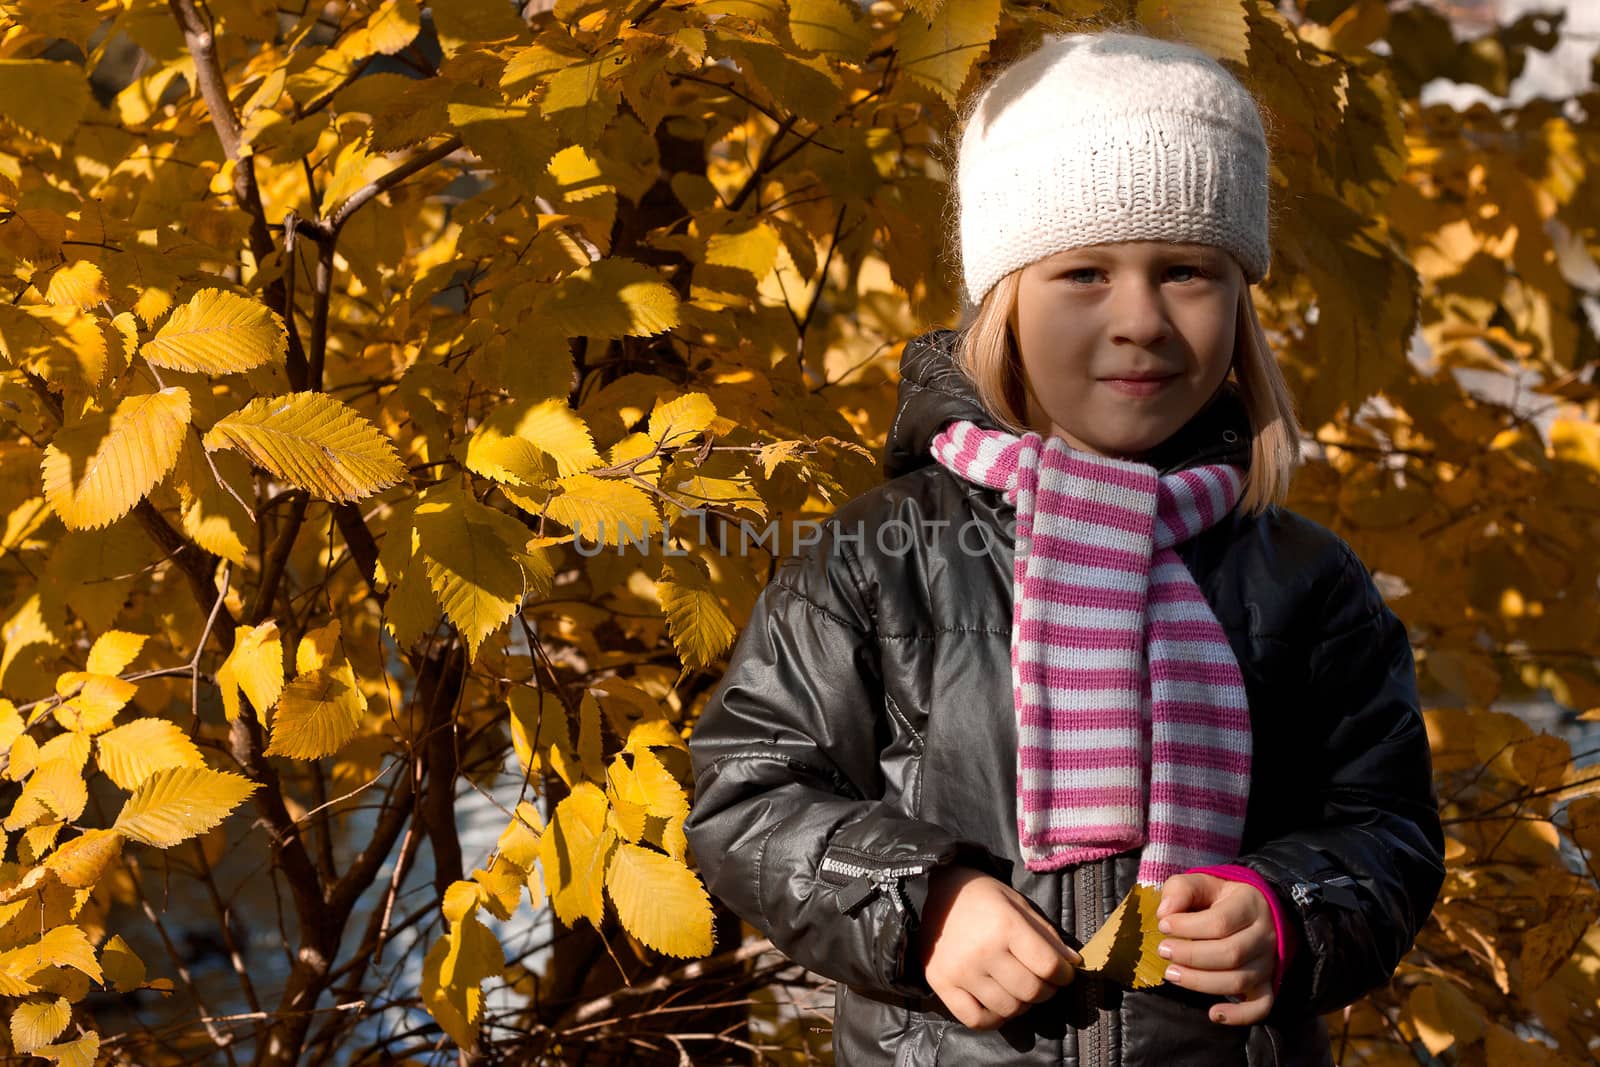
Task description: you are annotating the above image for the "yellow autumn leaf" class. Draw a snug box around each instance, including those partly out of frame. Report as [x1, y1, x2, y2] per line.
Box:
[895, 0, 999, 103]
[623, 716, 688, 755]
[172, 435, 253, 566]
[463, 431, 558, 488]
[40, 387, 191, 530]
[647, 392, 717, 449]
[85, 630, 146, 676]
[498, 805, 543, 870]
[0, 925, 103, 987]
[539, 781, 610, 927]
[626, 746, 689, 822]
[366, 0, 422, 55]
[46, 828, 124, 889]
[414, 486, 540, 660]
[705, 223, 780, 281]
[215, 620, 285, 722]
[471, 861, 525, 921]
[658, 572, 737, 668]
[530, 259, 680, 339]
[6, 759, 87, 828]
[1076, 883, 1167, 990]
[605, 843, 714, 958]
[508, 684, 577, 788]
[266, 665, 367, 760]
[555, 692, 589, 780]
[54, 672, 137, 733]
[544, 473, 658, 546]
[9, 995, 70, 1053]
[42, 261, 110, 309]
[34, 1032, 100, 1067]
[788, 0, 871, 62]
[0, 60, 90, 143]
[203, 392, 408, 503]
[113, 766, 258, 848]
[1551, 418, 1600, 470]
[0, 698, 20, 751]
[419, 879, 505, 1052]
[140, 288, 288, 374]
[96, 718, 204, 791]
[485, 397, 601, 477]
[0, 303, 107, 388]
[100, 935, 149, 994]
[1407, 976, 1484, 1054]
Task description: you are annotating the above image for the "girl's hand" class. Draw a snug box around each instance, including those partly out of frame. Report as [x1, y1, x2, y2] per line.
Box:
[916, 865, 1081, 1030]
[1155, 873, 1277, 1026]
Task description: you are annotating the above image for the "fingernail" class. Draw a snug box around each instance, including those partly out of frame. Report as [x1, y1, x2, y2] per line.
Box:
[1164, 966, 1182, 983]
[1211, 1009, 1226, 1024]
[1157, 942, 1172, 959]
[1158, 919, 1172, 934]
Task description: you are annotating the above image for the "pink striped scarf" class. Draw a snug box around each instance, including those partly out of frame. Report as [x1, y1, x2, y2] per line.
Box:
[929, 419, 1252, 884]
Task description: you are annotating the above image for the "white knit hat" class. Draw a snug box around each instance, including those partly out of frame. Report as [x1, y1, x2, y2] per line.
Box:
[953, 31, 1272, 308]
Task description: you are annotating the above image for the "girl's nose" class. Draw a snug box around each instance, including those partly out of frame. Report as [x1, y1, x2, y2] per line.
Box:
[1108, 280, 1172, 348]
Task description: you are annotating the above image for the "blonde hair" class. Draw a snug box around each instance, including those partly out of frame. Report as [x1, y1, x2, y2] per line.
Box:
[951, 265, 1302, 518]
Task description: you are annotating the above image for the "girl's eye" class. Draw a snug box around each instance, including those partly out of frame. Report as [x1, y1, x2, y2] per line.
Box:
[1059, 265, 1209, 285]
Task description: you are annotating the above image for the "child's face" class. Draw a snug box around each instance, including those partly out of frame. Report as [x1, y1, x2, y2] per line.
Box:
[1008, 240, 1241, 461]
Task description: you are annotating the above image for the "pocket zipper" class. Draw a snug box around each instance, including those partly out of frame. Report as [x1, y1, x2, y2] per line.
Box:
[819, 854, 937, 915]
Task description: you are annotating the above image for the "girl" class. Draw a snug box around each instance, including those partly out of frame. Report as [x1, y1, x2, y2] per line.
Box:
[683, 27, 1445, 1067]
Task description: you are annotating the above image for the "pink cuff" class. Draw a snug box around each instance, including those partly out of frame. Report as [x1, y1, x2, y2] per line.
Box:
[1183, 863, 1298, 998]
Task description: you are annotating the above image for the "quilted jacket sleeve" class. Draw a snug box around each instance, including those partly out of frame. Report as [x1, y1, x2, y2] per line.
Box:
[1238, 542, 1446, 1017]
[682, 519, 984, 998]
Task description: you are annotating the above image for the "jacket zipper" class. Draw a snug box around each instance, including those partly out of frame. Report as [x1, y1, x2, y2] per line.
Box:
[1077, 860, 1108, 1067]
[818, 853, 937, 914]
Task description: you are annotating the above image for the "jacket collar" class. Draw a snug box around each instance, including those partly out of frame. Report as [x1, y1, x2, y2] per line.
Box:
[883, 328, 1254, 480]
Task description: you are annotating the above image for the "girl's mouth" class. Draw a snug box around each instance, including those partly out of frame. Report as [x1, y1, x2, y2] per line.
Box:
[1101, 376, 1177, 397]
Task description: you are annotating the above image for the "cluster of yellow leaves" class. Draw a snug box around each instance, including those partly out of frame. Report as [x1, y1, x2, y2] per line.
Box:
[2, 633, 254, 1062]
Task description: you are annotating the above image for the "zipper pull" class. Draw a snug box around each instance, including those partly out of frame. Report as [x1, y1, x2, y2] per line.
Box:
[836, 872, 883, 914]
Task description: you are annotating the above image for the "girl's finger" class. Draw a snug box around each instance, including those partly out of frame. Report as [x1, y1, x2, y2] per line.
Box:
[1158, 925, 1274, 972]
[1163, 958, 1272, 998]
[1156, 891, 1255, 941]
[966, 971, 1024, 1022]
[1209, 983, 1275, 1027]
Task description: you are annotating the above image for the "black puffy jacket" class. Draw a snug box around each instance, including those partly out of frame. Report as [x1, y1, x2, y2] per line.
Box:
[683, 329, 1446, 1066]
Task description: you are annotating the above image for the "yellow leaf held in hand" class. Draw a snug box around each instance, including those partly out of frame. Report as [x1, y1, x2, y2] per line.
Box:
[41, 388, 191, 530]
[140, 288, 288, 374]
[203, 392, 408, 503]
[1076, 883, 1168, 990]
[113, 766, 258, 848]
